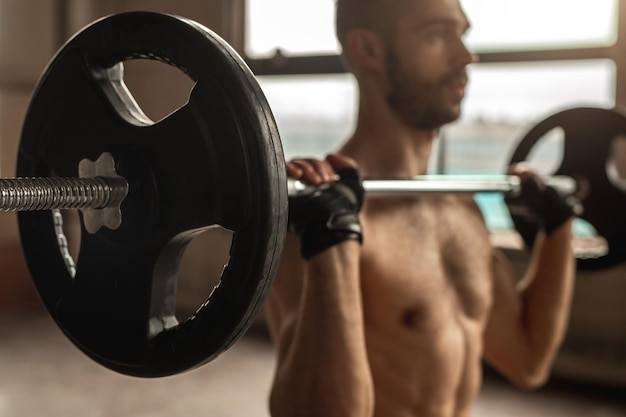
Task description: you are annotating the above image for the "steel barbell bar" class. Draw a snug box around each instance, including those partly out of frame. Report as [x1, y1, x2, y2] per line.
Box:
[288, 174, 578, 197]
[1, 173, 577, 213]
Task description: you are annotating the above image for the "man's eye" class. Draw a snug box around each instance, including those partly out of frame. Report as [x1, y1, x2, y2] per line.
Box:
[429, 28, 452, 40]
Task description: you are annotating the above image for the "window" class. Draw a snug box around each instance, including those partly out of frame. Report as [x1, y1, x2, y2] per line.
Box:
[246, 0, 619, 235]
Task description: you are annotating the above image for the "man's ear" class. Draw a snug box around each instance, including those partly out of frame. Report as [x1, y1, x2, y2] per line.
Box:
[345, 29, 386, 72]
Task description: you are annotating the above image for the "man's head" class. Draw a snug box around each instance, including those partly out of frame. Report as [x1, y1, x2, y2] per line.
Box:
[335, 0, 475, 129]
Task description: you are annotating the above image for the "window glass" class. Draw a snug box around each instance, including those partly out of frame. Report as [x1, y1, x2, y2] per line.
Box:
[464, 0, 618, 51]
[258, 74, 356, 159]
[245, 0, 618, 57]
[259, 61, 615, 166]
[258, 60, 615, 233]
[246, 0, 338, 57]
[444, 60, 616, 175]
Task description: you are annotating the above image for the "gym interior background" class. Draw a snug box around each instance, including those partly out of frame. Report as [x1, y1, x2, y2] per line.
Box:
[1, 0, 626, 416]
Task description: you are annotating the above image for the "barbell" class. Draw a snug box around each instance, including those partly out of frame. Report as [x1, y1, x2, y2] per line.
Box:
[2, 11, 625, 378]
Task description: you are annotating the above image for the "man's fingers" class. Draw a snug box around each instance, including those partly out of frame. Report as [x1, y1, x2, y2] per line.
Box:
[286, 161, 303, 178]
[288, 158, 335, 185]
[287, 154, 359, 186]
[508, 162, 545, 184]
[326, 153, 358, 171]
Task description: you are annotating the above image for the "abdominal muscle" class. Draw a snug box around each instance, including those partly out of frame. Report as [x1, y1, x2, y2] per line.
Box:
[365, 311, 484, 417]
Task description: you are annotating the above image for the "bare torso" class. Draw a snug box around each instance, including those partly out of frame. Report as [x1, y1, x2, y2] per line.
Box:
[266, 190, 505, 417]
[359, 193, 494, 417]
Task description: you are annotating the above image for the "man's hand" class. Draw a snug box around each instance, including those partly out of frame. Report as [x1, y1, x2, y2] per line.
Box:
[505, 163, 578, 236]
[286, 154, 364, 260]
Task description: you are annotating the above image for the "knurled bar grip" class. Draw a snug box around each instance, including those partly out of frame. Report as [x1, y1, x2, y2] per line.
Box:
[0, 177, 129, 212]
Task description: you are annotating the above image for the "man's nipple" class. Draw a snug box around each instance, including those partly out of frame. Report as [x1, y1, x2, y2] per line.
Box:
[401, 307, 427, 330]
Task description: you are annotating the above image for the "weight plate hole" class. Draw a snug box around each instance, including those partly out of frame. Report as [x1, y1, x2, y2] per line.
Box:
[121, 59, 195, 124]
[606, 134, 626, 192]
[176, 226, 234, 322]
[524, 126, 564, 175]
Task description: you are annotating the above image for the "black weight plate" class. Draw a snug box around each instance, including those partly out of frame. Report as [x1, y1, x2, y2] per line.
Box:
[17, 12, 287, 377]
[509, 107, 626, 270]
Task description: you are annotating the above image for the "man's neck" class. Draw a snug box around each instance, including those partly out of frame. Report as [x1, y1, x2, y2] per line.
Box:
[340, 109, 439, 179]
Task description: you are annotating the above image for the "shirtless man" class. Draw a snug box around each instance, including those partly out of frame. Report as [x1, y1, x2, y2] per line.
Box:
[264, 0, 577, 416]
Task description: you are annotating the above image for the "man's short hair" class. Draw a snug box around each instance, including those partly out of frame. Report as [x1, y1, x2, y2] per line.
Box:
[335, 0, 405, 48]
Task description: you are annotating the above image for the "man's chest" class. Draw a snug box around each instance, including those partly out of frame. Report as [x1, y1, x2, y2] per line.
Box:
[359, 196, 494, 325]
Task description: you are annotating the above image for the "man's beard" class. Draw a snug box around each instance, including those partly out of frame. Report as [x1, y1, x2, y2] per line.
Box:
[386, 50, 464, 130]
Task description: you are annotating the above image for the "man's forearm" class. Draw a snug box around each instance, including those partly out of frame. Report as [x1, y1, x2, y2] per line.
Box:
[270, 242, 374, 417]
[518, 220, 575, 382]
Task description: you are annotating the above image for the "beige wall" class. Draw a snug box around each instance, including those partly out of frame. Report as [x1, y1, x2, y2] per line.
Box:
[0, 0, 58, 88]
[0, 0, 238, 311]
[0, 0, 58, 246]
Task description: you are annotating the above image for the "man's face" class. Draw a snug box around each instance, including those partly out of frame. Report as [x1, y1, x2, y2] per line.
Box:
[384, 0, 473, 129]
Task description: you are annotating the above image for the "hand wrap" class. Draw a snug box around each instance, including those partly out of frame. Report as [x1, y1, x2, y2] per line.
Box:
[288, 168, 364, 260]
[505, 176, 578, 235]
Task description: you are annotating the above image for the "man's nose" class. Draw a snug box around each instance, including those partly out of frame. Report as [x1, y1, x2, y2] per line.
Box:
[454, 40, 478, 67]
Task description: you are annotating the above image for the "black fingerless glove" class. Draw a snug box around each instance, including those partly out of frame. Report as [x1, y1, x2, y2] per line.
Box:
[505, 176, 578, 235]
[288, 168, 365, 260]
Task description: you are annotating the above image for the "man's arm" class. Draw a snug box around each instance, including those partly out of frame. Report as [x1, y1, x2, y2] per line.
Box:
[266, 238, 374, 417]
[483, 222, 575, 388]
[264, 154, 374, 417]
[483, 166, 576, 388]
